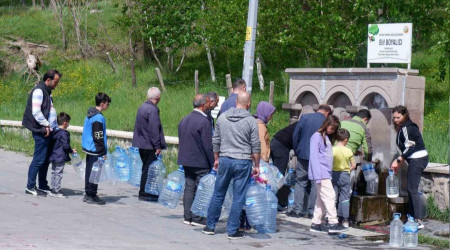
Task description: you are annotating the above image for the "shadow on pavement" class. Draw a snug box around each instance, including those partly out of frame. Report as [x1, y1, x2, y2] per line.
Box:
[101, 195, 128, 203]
[60, 188, 84, 197]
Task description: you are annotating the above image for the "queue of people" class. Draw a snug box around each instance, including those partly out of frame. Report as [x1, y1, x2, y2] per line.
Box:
[22, 69, 429, 239]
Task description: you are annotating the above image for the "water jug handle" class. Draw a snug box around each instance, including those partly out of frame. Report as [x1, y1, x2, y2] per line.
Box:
[394, 213, 401, 218]
[389, 169, 394, 175]
[156, 154, 162, 160]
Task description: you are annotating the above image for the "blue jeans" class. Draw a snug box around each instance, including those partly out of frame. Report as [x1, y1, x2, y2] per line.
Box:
[206, 157, 252, 235]
[293, 159, 317, 215]
[26, 132, 51, 189]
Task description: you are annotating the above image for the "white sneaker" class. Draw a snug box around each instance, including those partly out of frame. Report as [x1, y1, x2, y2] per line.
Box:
[342, 220, 349, 228]
[49, 190, 66, 198]
[416, 220, 425, 229]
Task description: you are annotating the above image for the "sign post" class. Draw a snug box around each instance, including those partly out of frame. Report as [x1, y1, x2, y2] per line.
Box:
[367, 23, 412, 69]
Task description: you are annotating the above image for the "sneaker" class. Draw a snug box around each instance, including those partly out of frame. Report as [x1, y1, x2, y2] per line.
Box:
[416, 220, 424, 230]
[342, 220, 349, 228]
[49, 190, 66, 198]
[244, 227, 258, 234]
[82, 195, 89, 202]
[287, 210, 302, 218]
[310, 223, 328, 234]
[25, 187, 46, 196]
[191, 218, 207, 227]
[227, 231, 245, 240]
[86, 195, 106, 205]
[202, 226, 215, 235]
[138, 195, 158, 202]
[328, 223, 348, 234]
[36, 186, 51, 194]
[277, 205, 288, 214]
[183, 220, 192, 225]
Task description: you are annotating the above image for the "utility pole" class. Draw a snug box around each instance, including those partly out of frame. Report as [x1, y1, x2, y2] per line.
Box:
[241, 0, 258, 94]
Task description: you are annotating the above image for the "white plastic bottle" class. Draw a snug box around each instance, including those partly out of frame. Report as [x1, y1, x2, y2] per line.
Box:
[403, 215, 419, 247]
[386, 170, 399, 198]
[389, 213, 403, 247]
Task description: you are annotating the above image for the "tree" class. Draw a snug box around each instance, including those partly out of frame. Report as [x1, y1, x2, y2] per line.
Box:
[50, 0, 67, 50]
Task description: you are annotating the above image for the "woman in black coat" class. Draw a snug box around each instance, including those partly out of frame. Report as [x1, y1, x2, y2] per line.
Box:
[390, 105, 428, 229]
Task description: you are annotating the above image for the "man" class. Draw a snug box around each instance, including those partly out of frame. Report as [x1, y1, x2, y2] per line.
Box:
[132, 87, 167, 201]
[340, 109, 373, 193]
[81, 92, 111, 205]
[23, 69, 61, 196]
[203, 92, 260, 240]
[218, 79, 246, 116]
[290, 105, 332, 218]
[204, 92, 218, 134]
[178, 94, 214, 226]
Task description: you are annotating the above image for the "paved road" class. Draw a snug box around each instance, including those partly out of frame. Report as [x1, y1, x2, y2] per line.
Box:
[0, 149, 430, 249]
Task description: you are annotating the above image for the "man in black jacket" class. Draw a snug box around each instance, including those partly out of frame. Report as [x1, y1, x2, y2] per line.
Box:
[178, 94, 214, 226]
[22, 69, 61, 196]
[132, 87, 167, 201]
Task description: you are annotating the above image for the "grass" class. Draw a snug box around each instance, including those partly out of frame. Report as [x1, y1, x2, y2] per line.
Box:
[427, 196, 450, 223]
[419, 234, 450, 249]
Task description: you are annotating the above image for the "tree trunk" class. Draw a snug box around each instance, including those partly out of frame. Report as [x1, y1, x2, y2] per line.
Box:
[69, 3, 85, 58]
[256, 54, 264, 91]
[32, 0, 36, 7]
[204, 42, 216, 82]
[130, 59, 137, 87]
[21, 0, 26, 7]
[50, 0, 67, 50]
[175, 47, 186, 73]
[149, 37, 164, 69]
[40, 0, 45, 9]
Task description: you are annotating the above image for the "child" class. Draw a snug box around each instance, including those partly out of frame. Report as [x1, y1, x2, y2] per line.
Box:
[308, 115, 348, 234]
[81, 92, 111, 205]
[332, 129, 356, 228]
[49, 112, 76, 198]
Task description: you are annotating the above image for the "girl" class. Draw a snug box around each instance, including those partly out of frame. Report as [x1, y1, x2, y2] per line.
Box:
[390, 105, 428, 229]
[308, 115, 347, 234]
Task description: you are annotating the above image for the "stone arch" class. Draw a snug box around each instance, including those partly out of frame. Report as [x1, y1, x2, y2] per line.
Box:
[295, 91, 320, 106]
[360, 92, 389, 109]
[324, 86, 356, 106]
[358, 87, 394, 107]
[326, 92, 353, 108]
[292, 85, 321, 105]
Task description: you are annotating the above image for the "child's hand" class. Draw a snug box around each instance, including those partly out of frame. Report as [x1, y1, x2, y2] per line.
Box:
[73, 148, 77, 154]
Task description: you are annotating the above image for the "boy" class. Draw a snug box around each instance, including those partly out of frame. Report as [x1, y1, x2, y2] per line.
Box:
[49, 112, 76, 198]
[81, 92, 111, 205]
[332, 128, 356, 228]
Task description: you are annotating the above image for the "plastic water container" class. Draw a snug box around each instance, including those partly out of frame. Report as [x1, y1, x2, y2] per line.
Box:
[128, 147, 143, 187]
[71, 153, 85, 180]
[259, 164, 278, 194]
[284, 168, 295, 186]
[288, 188, 295, 212]
[220, 180, 233, 221]
[115, 147, 131, 181]
[419, 192, 427, 219]
[366, 174, 379, 195]
[245, 178, 267, 227]
[362, 163, 377, 181]
[389, 213, 404, 247]
[89, 157, 104, 184]
[386, 170, 399, 198]
[256, 185, 278, 233]
[270, 164, 284, 190]
[158, 165, 185, 209]
[145, 155, 166, 196]
[403, 215, 419, 247]
[110, 146, 122, 171]
[191, 169, 217, 217]
[103, 153, 119, 184]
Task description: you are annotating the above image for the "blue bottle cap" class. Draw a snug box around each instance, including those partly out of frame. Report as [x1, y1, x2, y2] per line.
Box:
[210, 169, 217, 175]
[266, 184, 271, 190]
[393, 213, 401, 219]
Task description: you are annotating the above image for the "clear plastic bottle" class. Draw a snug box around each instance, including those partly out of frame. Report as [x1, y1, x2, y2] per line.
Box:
[256, 184, 278, 233]
[145, 155, 166, 196]
[386, 170, 399, 198]
[89, 157, 104, 184]
[191, 169, 217, 217]
[403, 215, 418, 247]
[284, 168, 295, 186]
[245, 178, 267, 227]
[71, 153, 85, 180]
[259, 164, 277, 194]
[362, 163, 376, 181]
[103, 153, 119, 184]
[269, 164, 284, 190]
[115, 147, 131, 181]
[288, 188, 295, 212]
[366, 174, 379, 195]
[128, 147, 143, 187]
[389, 213, 404, 247]
[159, 165, 185, 209]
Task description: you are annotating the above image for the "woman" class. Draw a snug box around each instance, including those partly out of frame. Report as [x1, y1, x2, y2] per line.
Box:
[390, 105, 428, 229]
[308, 115, 348, 234]
[254, 101, 276, 162]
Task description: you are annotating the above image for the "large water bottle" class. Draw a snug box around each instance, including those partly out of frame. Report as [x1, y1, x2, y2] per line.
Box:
[366, 174, 379, 195]
[389, 213, 404, 247]
[403, 215, 419, 247]
[362, 163, 377, 181]
[145, 155, 167, 196]
[220, 180, 233, 221]
[191, 169, 217, 217]
[245, 178, 267, 227]
[288, 188, 295, 212]
[103, 153, 119, 184]
[284, 168, 295, 186]
[256, 185, 278, 233]
[110, 146, 122, 171]
[159, 166, 186, 209]
[115, 147, 131, 181]
[89, 157, 104, 184]
[71, 153, 85, 180]
[259, 164, 277, 194]
[386, 170, 399, 198]
[128, 147, 143, 187]
[270, 164, 284, 190]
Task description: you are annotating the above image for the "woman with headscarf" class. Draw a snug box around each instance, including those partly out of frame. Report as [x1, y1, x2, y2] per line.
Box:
[254, 101, 276, 162]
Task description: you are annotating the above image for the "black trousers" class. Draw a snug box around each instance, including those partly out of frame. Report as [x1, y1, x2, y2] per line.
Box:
[183, 166, 209, 222]
[85, 155, 99, 197]
[270, 138, 291, 207]
[407, 156, 428, 220]
[139, 148, 158, 197]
